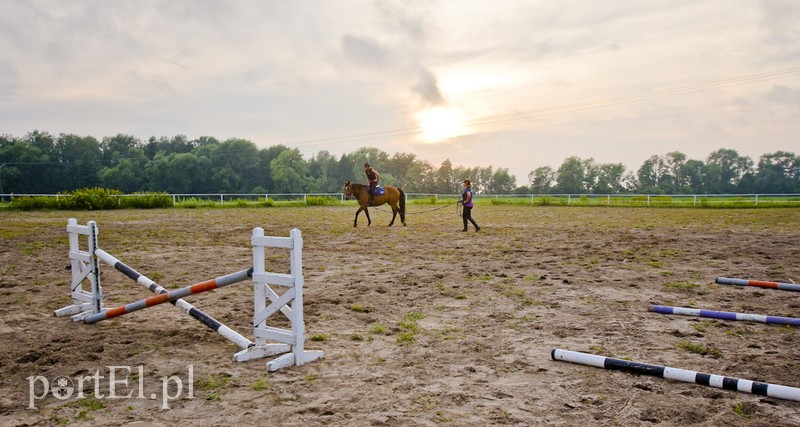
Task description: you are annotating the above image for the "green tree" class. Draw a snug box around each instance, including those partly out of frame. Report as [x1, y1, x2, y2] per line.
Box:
[752, 151, 799, 193]
[636, 155, 668, 193]
[556, 156, 585, 193]
[679, 159, 708, 193]
[593, 163, 626, 194]
[385, 152, 418, 188]
[528, 166, 555, 194]
[205, 138, 261, 192]
[486, 167, 516, 193]
[705, 148, 753, 193]
[308, 150, 340, 192]
[433, 159, 456, 193]
[54, 133, 102, 191]
[270, 148, 311, 192]
[144, 135, 194, 159]
[404, 160, 434, 192]
[98, 148, 149, 192]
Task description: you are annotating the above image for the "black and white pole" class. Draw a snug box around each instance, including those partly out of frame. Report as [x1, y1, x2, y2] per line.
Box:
[94, 248, 254, 349]
[551, 349, 800, 402]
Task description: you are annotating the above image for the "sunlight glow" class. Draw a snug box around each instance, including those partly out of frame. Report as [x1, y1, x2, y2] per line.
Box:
[416, 107, 471, 142]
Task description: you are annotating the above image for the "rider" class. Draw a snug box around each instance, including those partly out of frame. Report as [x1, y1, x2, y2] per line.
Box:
[364, 162, 380, 205]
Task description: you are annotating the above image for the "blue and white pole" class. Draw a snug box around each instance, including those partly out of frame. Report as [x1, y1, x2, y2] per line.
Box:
[649, 304, 800, 326]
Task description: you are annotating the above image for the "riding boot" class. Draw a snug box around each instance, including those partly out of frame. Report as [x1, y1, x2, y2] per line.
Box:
[470, 218, 480, 231]
[462, 218, 468, 232]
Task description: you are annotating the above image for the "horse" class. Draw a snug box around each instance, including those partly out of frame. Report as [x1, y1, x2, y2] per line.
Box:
[343, 181, 406, 227]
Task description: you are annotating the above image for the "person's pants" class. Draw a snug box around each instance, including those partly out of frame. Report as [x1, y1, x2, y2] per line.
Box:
[462, 206, 479, 230]
[369, 182, 377, 198]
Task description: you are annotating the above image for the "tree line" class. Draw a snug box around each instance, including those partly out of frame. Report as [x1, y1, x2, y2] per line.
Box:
[1, 131, 798, 195]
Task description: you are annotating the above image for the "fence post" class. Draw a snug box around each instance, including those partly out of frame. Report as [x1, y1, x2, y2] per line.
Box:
[304, 194, 307, 205]
[647, 195, 650, 206]
[220, 194, 224, 206]
[755, 194, 759, 206]
[607, 195, 610, 205]
[693, 195, 696, 207]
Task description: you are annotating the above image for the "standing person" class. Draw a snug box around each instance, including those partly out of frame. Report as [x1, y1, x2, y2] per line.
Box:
[460, 179, 480, 232]
[364, 162, 380, 205]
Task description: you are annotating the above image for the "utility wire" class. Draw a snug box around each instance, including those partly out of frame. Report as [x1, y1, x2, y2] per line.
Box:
[286, 66, 800, 147]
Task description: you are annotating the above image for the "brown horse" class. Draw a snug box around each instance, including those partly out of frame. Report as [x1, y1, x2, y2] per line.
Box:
[343, 181, 406, 227]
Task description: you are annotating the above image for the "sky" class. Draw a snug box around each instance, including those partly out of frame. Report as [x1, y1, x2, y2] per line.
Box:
[1, 0, 799, 183]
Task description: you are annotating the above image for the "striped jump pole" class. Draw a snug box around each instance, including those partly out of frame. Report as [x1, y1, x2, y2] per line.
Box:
[94, 249, 254, 349]
[650, 304, 800, 326]
[83, 268, 253, 324]
[715, 277, 800, 292]
[551, 348, 800, 402]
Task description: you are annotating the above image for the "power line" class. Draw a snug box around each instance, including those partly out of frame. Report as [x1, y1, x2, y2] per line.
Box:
[285, 66, 800, 147]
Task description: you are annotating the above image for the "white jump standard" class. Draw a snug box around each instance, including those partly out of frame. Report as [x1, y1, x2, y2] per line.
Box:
[55, 219, 323, 371]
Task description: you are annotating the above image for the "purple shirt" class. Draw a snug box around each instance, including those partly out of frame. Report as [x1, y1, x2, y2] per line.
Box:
[462, 187, 474, 208]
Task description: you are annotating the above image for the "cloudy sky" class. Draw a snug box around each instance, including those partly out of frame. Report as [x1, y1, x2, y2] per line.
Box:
[1, 0, 799, 182]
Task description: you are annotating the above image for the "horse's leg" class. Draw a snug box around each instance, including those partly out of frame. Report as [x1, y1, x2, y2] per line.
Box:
[354, 206, 363, 227]
[388, 201, 397, 226]
[364, 207, 371, 226]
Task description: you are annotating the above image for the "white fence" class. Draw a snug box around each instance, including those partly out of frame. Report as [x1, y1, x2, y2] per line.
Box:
[1, 192, 799, 207]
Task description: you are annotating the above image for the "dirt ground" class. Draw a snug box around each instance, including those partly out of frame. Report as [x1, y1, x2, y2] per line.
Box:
[1, 205, 799, 426]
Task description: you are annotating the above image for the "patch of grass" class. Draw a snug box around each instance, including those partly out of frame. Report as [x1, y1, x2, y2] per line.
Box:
[411, 393, 439, 410]
[588, 345, 606, 353]
[677, 341, 722, 358]
[251, 378, 272, 391]
[396, 312, 424, 345]
[396, 332, 416, 345]
[436, 282, 466, 299]
[732, 402, 754, 419]
[664, 282, 699, 291]
[18, 241, 45, 255]
[78, 398, 106, 411]
[195, 373, 233, 390]
[310, 333, 330, 342]
[690, 320, 719, 333]
[305, 373, 317, 382]
[403, 311, 424, 322]
[370, 324, 389, 335]
[350, 333, 364, 341]
[654, 249, 682, 257]
[350, 303, 373, 313]
[725, 328, 753, 338]
[205, 391, 221, 401]
[433, 326, 461, 340]
[434, 410, 453, 423]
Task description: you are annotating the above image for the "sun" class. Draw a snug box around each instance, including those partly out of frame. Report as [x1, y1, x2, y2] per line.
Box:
[416, 107, 471, 142]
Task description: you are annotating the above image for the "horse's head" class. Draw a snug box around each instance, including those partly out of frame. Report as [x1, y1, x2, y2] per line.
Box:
[343, 181, 354, 200]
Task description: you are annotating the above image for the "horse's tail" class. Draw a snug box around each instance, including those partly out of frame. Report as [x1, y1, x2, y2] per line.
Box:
[399, 187, 406, 224]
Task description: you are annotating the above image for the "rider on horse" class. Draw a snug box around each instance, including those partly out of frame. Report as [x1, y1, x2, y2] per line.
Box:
[364, 162, 380, 205]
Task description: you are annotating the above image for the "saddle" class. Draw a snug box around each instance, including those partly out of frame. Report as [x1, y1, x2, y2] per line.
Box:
[372, 186, 385, 196]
